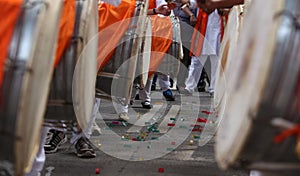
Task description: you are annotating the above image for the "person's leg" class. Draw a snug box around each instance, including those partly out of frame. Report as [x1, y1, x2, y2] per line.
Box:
[70, 98, 101, 158]
[158, 73, 175, 101]
[151, 73, 158, 91]
[184, 55, 208, 93]
[177, 46, 191, 89]
[157, 73, 170, 91]
[208, 55, 219, 95]
[139, 79, 152, 109]
[26, 127, 49, 176]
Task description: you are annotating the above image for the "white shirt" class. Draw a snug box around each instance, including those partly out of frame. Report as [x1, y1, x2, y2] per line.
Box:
[202, 10, 221, 55]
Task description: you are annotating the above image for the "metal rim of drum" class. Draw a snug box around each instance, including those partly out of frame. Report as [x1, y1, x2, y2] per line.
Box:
[0, 0, 63, 175]
[216, 0, 300, 170]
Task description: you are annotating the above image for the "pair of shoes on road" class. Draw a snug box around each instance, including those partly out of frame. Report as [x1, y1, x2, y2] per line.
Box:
[44, 129, 96, 158]
[163, 89, 175, 101]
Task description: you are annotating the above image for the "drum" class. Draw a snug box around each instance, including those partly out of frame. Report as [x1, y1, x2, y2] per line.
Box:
[0, 0, 63, 175]
[96, 0, 149, 103]
[135, 16, 152, 88]
[214, 5, 243, 117]
[157, 12, 182, 78]
[45, 0, 98, 130]
[216, 0, 300, 171]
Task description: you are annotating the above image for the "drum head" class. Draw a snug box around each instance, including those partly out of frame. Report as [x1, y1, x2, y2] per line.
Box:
[72, 0, 98, 131]
[214, 6, 243, 123]
[137, 17, 151, 87]
[0, 0, 62, 175]
[216, 0, 288, 169]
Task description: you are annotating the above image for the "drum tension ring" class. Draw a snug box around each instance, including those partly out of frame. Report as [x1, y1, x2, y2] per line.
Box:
[274, 10, 300, 29]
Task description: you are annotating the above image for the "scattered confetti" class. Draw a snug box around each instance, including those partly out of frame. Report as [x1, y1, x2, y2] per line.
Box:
[189, 140, 194, 145]
[98, 143, 102, 148]
[167, 123, 175, 127]
[112, 121, 120, 125]
[180, 118, 185, 121]
[158, 168, 165, 173]
[201, 110, 213, 115]
[170, 118, 176, 121]
[197, 118, 207, 123]
[151, 137, 158, 140]
[95, 168, 100, 174]
[171, 141, 176, 145]
[193, 135, 200, 139]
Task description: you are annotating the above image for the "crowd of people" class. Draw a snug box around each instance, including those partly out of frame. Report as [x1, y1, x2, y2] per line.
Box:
[27, 0, 244, 175]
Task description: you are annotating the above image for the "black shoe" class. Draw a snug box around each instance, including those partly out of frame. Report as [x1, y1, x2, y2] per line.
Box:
[163, 89, 175, 101]
[141, 101, 152, 109]
[44, 130, 67, 154]
[151, 84, 156, 91]
[75, 137, 96, 158]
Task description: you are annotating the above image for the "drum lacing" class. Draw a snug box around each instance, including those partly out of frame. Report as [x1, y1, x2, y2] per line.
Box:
[274, 10, 300, 29]
[22, 0, 48, 9]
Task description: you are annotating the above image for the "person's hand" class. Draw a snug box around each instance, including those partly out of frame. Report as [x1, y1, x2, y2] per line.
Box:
[190, 14, 197, 25]
[167, 2, 177, 10]
[156, 4, 171, 16]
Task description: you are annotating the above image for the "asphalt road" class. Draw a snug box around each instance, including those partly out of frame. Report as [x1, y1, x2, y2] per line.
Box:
[42, 90, 248, 176]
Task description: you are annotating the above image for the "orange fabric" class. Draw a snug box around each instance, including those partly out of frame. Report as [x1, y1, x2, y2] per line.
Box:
[148, 16, 173, 77]
[190, 9, 208, 57]
[148, 0, 156, 9]
[97, 0, 136, 70]
[54, 0, 76, 67]
[0, 0, 22, 88]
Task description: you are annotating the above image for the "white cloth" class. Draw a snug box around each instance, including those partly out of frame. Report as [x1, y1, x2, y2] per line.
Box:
[157, 73, 170, 91]
[131, 79, 152, 102]
[71, 98, 101, 143]
[25, 127, 49, 176]
[201, 10, 221, 55]
[185, 55, 219, 92]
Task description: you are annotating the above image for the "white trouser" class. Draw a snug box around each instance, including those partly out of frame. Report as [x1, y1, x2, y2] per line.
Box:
[131, 79, 152, 103]
[157, 73, 170, 91]
[26, 127, 49, 176]
[71, 98, 101, 143]
[115, 98, 128, 114]
[185, 55, 219, 93]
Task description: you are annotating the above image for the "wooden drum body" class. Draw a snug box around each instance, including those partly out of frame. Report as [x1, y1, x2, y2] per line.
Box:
[96, 0, 149, 102]
[216, 0, 300, 171]
[157, 13, 182, 78]
[0, 0, 62, 175]
[45, 0, 98, 130]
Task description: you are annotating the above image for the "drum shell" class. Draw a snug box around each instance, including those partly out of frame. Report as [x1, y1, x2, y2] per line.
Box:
[0, 0, 63, 175]
[216, 0, 300, 170]
[96, 0, 148, 102]
[45, 0, 98, 130]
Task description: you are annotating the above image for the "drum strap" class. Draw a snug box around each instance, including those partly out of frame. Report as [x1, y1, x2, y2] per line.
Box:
[189, 9, 208, 57]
